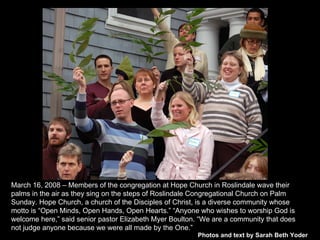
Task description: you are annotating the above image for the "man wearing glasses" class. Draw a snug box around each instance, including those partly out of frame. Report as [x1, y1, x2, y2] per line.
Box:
[73, 69, 154, 180]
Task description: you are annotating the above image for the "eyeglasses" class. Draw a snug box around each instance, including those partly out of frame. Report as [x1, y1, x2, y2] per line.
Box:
[110, 99, 131, 106]
[246, 39, 262, 46]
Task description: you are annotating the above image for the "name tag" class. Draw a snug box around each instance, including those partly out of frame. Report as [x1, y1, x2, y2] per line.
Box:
[187, 137, 200, 147]
[194, 56, 201, 62]
[229, 90, 240, 97]
[140, 134, 147, 140]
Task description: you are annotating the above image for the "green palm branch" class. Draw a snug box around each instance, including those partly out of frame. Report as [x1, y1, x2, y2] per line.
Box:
[43, 17, 98, 100]
[137, 122, 190, 145]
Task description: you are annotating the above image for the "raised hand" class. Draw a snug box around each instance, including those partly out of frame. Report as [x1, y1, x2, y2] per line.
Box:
[155, 81, 168, 101]
[151, 66, 161, 83]
[73, 67, 86, 88]
[184, 52, 194, 74]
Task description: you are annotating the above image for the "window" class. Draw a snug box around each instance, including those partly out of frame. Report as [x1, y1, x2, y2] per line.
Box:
[105, 8, 171, 38]
[117, 8, 154, 21]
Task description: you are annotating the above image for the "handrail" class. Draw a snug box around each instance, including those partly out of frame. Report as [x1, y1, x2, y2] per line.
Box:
[209, 128, 268, 180]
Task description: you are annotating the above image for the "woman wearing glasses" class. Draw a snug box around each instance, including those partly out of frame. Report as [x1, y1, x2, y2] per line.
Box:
[238, 23, 268, 132]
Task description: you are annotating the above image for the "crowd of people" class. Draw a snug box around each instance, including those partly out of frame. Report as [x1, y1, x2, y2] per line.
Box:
[43, 8, 268, 180]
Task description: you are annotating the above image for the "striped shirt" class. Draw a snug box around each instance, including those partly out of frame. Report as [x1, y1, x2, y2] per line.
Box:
[182, 73, 262, 144]
[74, 93, 154, 179]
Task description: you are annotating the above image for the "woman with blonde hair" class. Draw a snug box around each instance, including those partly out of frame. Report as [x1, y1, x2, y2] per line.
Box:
[151, 85, 214, 180]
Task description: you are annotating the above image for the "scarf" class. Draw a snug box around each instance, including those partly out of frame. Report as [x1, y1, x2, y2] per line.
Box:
[239, 47, 265, 81]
